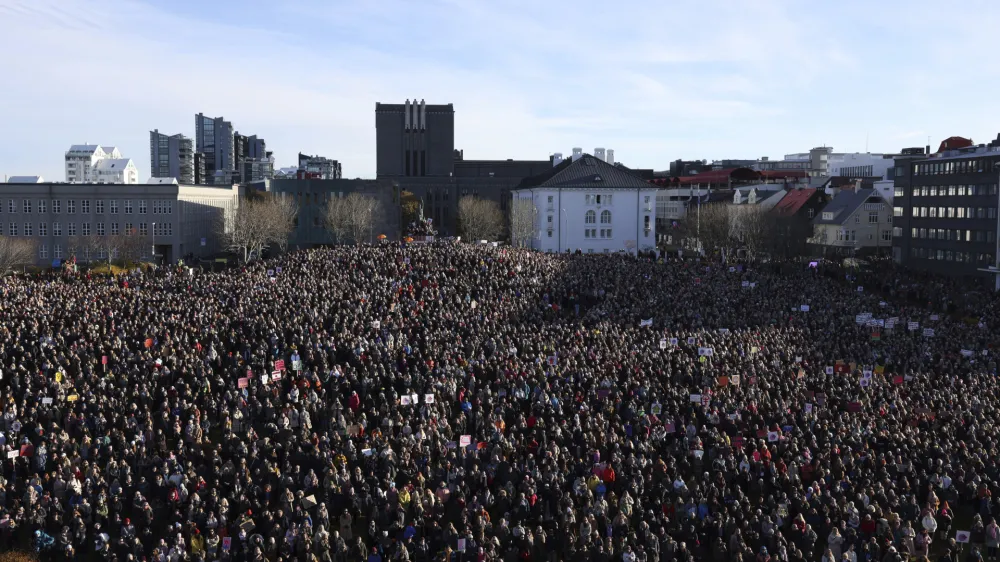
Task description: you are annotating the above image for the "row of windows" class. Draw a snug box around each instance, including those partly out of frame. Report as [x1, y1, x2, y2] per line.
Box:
[913, 159, 995, 176]
[910, 228, 996, 243]
[584, 210, 612, 224]
[584, 194, 614, 206]
[1, 222, 169, 237]
[910, 247, 993, 263]
[835, 229, 892, 242]
[902, 206, 998, 219]
[36, 245, 149, 261]
[2, 199, 169, 215]
[909, 184, 998, 197]
[583, 228, 613, 239]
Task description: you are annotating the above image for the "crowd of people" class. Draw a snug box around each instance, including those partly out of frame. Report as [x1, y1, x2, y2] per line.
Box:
[1, 243, 999, 562]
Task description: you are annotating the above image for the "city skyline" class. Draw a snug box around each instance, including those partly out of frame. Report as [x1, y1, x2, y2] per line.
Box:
[2, 0, 1000, 182]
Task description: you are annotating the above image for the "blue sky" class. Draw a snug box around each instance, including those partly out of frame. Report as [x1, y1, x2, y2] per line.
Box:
[2, 0, 999, 181]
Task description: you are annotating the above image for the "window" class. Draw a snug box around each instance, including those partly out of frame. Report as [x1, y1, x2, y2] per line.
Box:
[67, 223, 76, 236]
[138, 201, 147, 214]
[96, 223, 105, 236]
[81, 200, 90, 214]
[52, 200, 61, 214]
[38, 200, 46, 214]
[165, 201, 172, 214]
[53, 245, 62, 259]
[110, 200, 118, 214]
[893, 207, 904, 217]
[585, 210, 596, 224]
[111, 223, 119, 236]
[95, 200, 104, 214]
[23, 222, 32, 236]
[822, 212, 833, 220]
[7, 199, 14, 213]
[153, 201, 161, 214]
[67, 200, 76, 214]
[605, 228, 612, 238]
[38, 223, 47, 237]
[881, 230, 891, 242]
[125, 223, 133, 234]
[547, 215, 553, 224]
[893, 227, 903, 237]
[81, 223, 90, 236]
[868, 211, 878, 223]
[139, 223, 148, 235]
[38, 245, 47, 259]
[53, 222, 61, 236]
[547, 230, 552, 238]
[124, 200, 133, 214]
[807, 208, 815, 219]
[585, 229, 591, 238]
[7, 223, 16, 236]
[22, 199, 31, 213]
[600, 210, 612, 224]
[929, 207, 937, 218]
[547, 195, 553, 203]
[855, 214, 860, 223]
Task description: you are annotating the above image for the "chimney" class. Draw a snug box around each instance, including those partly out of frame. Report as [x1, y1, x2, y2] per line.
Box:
[572, 148, 583, 162]
[420, 99, 426, 130]
[594, 148, 606, 162]
[552, 153, 564, 167]
[606, 149, 614, 165]
[404, 99, 411, 130]
[926, 144, 931, 155]
[412, 101, 420, 131]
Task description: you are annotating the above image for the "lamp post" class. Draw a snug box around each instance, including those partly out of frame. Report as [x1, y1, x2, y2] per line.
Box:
[151, 222, 156, 264]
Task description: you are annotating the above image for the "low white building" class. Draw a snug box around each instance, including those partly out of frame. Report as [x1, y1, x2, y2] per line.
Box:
[829, 152, 895, 180]
[94, 158, 139, 184]
[512, 153, 657, 254]
[64, 145, 130, 183]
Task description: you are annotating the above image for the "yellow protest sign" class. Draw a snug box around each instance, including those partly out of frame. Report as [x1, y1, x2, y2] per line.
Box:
[67, 395, 79, 402]
[55, 372, 63, 383]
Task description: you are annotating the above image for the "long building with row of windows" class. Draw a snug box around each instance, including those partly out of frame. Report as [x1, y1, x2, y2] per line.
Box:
[891, 137, 1000, 276]
[0, 182, 240, 265]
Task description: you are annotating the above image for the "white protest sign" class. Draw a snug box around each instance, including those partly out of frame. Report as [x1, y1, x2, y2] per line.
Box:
[424, 394, 435, 404]
[659, 339, 667, 350]
[800, 305, 810, 312]
[697, 347, 714, 357]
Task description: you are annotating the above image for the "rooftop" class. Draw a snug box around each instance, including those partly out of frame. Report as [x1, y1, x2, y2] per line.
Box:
[7, 175, 44, 183]
[516, 154, 651, 189]
[772, 188, 818, 217]
[95, 158, 133, 171]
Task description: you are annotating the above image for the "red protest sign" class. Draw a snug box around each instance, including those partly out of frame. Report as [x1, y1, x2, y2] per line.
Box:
[271, 371, 281, 381]
[101, 356, 108, 365]
[275, 360, 286, 371]
[238, 377, 249, 388]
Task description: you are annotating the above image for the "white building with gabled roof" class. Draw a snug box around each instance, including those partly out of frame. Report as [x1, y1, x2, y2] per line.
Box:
[64, 144, 131, 183]
[512, 153, 657, 254]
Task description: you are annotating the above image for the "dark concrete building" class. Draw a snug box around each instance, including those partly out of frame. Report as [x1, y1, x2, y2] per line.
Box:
[375, 99, 554, 236]
[195, 113, 235, 184]
[892, 139, 1000, 276]
[262, 178, 400, 248]
[376, 100, 455, 177]
[149, 130, 195, 184]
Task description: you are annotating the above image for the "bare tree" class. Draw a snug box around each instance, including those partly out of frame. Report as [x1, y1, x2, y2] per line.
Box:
[509, 197, 537, 248]
[458, 196, 503, 242]
[696, 202, 734, 257]
[217, 196, 298, 262]
[0, 236, 37, 273]
[325, 193, 382, 244]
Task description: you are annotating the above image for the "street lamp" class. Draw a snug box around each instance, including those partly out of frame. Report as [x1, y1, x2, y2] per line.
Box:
[151, 221, 156, 263]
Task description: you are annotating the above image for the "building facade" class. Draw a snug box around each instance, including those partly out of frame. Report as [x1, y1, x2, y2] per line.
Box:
[809, 187, 893, 256]
[376, 100, 455, 177]
[195, 113, 235, 185]
[150, 130, 195, 184]
[297, 153, 342, 180]
[892, 141, 1000, 275]
[93, 159, 139, 185]
[65, 145, 124, 183]
[512, 154, 657, 254]
[829, 152, 896, 180]
[0, 182, 240, 266]
[262, 178, 400, 248]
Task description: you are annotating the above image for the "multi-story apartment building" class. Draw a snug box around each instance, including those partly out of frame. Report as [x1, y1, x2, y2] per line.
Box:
[0, 181, 240, 266]
[892, 139, 1000, 275]
[150, 130, 195, 184]
[195, 113, 235, 185]
[64, 145, 134, 183]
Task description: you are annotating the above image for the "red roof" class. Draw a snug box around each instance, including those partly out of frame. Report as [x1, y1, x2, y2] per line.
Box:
[938, 136, 973, 153]
[772, 188, 817, 217]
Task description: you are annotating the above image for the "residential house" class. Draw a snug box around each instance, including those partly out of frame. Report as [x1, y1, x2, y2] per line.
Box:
[809, 187, 893, 256]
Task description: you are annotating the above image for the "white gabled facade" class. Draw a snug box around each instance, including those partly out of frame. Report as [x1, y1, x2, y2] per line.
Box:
[65, 145, 133, 183]
[94, 158, 139, 184]
[512, 154, 657, 254]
